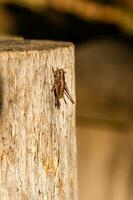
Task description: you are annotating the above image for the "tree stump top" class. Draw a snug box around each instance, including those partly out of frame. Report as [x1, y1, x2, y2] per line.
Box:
[0, 40, 73, 51]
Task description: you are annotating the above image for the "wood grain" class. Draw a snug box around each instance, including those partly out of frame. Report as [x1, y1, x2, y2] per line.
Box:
[0, 40, 77, 200]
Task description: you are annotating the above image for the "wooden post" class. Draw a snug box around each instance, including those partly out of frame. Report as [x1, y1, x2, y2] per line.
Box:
[0, 40, 77, 200]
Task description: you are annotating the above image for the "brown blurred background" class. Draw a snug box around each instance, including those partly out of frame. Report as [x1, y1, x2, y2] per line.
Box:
[0, 0, 133, 199]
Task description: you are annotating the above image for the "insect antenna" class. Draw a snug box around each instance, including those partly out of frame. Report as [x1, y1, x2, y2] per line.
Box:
[63, 66, 72, 70]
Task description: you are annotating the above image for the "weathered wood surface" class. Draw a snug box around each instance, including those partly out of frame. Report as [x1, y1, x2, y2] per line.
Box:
[0, 40, 77, 200]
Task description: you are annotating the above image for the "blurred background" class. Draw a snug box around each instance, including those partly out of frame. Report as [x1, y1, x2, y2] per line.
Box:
[0, 0, 133, 199]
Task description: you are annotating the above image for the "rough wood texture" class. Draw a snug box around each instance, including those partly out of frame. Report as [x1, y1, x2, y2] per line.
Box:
[0, 40, 77, 200]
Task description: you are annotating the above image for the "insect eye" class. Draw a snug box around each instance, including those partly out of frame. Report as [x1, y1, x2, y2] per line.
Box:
[60, 71, 63, 74]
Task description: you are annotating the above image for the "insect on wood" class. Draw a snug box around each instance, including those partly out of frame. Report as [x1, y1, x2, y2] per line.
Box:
[52, 67, 74, 109]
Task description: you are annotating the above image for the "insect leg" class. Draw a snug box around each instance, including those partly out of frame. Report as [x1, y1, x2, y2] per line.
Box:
[54, 90, 61, 109]
[63, 95, 67, 104]
[51, 84, 55, 91]
[55, 96, 61, 109]
[64, 84, 74, 104]
[52, 67, 55, 74]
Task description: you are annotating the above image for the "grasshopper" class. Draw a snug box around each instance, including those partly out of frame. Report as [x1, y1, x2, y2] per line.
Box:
[52, 67, 74, 109]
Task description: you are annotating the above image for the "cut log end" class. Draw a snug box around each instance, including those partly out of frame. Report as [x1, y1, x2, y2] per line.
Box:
[0, 39, 74, 51]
